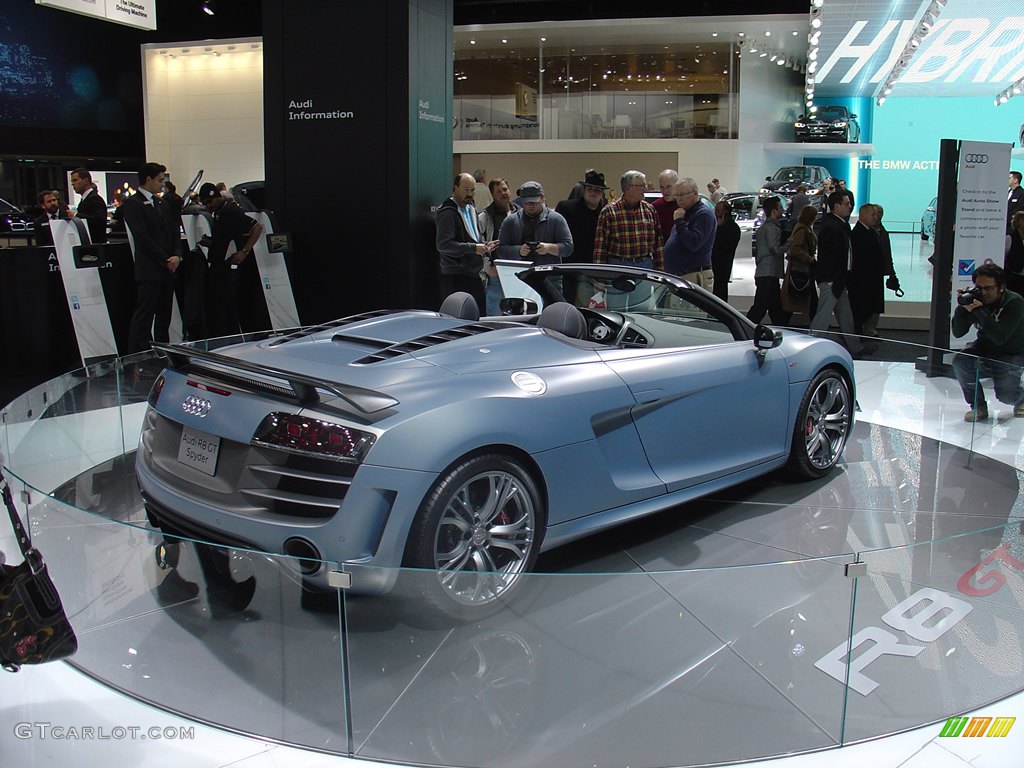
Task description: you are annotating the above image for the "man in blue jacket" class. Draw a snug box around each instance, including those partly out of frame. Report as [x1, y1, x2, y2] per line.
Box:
[436, 172, 496, 310]
[664, 176, 716, 292]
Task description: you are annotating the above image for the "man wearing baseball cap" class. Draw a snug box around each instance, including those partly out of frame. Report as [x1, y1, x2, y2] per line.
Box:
[495, 181, 573, 267]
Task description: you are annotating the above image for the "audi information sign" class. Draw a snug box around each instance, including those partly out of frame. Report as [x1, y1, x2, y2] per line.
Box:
[949, 140, 1012, 348]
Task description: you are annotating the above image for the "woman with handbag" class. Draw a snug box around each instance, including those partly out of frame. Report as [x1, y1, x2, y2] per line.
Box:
[781, 204, 820, 317]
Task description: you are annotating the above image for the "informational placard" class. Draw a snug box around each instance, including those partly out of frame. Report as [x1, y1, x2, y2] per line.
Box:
[49, 219, 119, 365]
[36, 0, 157, 31]
[249, 212, 300, 330]
[949, 141, 1012, 349]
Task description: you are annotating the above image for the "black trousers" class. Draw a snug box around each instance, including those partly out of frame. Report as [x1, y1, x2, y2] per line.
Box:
[747, 276, 792, 326]
[129, 277, 175, 353]
[440, 273, 485, 314]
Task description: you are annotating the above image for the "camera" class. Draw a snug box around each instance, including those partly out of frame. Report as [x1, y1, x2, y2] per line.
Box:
[957, 286, 984, 306]
[526, 241, 539, 252]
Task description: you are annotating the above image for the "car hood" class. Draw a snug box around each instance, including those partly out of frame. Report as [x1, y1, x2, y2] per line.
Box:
[214, 311, 601, 390]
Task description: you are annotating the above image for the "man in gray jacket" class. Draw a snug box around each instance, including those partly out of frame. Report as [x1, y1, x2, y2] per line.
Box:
[746, 196, 789, 326]
[496, 181, 573, 266]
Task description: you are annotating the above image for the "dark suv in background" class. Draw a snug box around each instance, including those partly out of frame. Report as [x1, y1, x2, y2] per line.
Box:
[759, 165, 832, 206]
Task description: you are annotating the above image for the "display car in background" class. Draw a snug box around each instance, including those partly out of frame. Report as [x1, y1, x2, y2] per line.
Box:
[136, 264, 855, 616]
[759, 166, 832, 206]
[722, 192, 789, 233]
[793, 105, 860, 143]
[0, 196, 34, 235]
[921, 197, 937, 241]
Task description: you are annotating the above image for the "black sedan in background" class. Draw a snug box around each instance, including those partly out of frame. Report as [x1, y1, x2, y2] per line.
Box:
[794, 106, 860, 143]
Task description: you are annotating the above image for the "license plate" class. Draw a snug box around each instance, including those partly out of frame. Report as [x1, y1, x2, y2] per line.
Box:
[178, 426, 221, 476]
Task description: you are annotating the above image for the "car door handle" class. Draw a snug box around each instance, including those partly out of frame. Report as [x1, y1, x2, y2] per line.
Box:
[633, 388, 664, 403]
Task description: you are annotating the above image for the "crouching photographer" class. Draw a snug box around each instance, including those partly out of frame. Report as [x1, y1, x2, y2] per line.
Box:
[951, 263, 1024, 422]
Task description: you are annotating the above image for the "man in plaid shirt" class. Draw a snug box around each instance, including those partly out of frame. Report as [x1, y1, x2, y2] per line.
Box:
[593, 170, 664, 271]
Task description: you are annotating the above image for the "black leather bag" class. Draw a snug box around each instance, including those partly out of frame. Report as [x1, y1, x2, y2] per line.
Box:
[0, 479, 78, 672]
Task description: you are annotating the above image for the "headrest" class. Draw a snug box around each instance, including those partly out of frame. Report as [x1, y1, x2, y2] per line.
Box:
[439, 291, 480, 321]
[537, 302, 587, 339]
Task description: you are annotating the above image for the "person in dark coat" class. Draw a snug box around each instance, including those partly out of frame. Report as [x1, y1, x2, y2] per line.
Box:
[32, 190, 68, 246]
[711, 200, 740, 302]
[1006, 210, 1024, 297]
[848, 203, 893, 336]
[70, 168, 108, 243]
[123, 162, 182, 353]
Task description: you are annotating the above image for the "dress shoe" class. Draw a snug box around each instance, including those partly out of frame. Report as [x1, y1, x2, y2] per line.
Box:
[963, 407, 989, 423]
[156, 570, 200, 605]
[1015, 403, 1024, 418]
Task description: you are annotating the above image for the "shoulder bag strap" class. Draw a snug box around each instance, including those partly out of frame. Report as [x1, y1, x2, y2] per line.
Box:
[0, 476, 33, 561]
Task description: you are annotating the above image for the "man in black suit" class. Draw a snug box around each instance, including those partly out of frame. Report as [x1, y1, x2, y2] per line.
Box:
[123, 162, 182, 353]
[32, 190, 67, 246]
[810, 190, 873, 356]
[70, 167, 107, 243]
[1008, 171, 1024, 234]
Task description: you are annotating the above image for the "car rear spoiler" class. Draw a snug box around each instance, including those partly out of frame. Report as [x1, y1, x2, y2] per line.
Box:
[149, 342, 399, 414]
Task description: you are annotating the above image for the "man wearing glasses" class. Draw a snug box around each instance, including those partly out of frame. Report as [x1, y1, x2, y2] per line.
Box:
[951, 263, 1024, 422]
[663, 177, 716, 292]
[593, 170, 664, 271]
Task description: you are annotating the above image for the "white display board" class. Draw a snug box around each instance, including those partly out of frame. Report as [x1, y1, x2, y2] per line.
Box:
[494, 259, 543, 308]
[249, 211, 300, 330]
[949, 141, 1012, 349]
[49, 219, 119, 365]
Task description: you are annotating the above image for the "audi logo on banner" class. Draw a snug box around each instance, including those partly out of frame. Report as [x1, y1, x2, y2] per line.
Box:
[963, 154, 989, 164]
[182, 395, 213, 417]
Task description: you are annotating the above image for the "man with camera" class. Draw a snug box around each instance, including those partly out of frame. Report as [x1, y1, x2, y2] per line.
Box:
[495, 181, 573, 266]
[951, 263, 1024, 422]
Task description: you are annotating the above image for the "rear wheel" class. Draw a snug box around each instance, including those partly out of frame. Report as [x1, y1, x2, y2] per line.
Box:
[404, 454, 544, 618]
[788, 369, 852, 478]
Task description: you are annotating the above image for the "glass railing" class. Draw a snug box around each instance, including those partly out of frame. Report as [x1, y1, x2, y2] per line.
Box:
[2, 333, 1022, 766]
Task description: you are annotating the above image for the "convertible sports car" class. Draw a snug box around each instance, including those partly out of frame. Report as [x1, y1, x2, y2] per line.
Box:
[136, 264, 855, 616]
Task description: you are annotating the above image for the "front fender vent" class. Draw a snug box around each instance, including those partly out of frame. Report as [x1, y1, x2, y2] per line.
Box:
[352, 321, 521, 364]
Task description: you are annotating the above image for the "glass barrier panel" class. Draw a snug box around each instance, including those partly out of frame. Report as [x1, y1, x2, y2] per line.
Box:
[843, 522, 1024, 742]
[1, 361, 130, 495]
[14, 490, 349, 753]
[342, 559, 854, 768]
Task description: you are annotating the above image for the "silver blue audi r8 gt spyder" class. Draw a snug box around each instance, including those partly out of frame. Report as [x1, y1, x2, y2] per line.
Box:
[136, 264, 855, 616]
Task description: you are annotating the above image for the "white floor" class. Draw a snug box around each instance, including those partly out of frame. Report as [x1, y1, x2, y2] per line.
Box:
[2, 359, 1024, 767]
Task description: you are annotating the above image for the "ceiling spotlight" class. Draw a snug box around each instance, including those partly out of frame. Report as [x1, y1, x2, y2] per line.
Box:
[812, 0, 824, 6]
[769, 53, 777, 62]
[777, 58, 786, 66]
[878, 97, 887, 106]
[760, 51, 768, 58]
[201, 0, 215, 15]
[811, 17, 822, 29]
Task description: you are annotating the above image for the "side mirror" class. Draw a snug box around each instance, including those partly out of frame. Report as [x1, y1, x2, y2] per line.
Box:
[753, 324, 782, 351]
[850, 113, 858, 119]
[500, 297, 539, 316]
[765, 176, 772, 181]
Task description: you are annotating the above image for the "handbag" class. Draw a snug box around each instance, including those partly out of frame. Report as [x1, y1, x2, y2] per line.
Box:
[0, 477, 78, 672]
[886, 274, 905, 297]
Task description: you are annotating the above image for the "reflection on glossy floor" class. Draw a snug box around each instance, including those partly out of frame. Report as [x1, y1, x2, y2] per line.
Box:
[2, 359, 1024, 767]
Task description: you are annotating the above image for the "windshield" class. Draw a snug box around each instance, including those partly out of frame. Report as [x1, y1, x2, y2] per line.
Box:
[0, 197, 21, 214]
[772, 167, 812, 182]
[816, 108, 848, 120]
[520, 266, 750, 348]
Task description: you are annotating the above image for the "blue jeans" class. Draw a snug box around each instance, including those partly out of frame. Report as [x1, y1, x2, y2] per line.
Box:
[485, 276, 504, 317]
[951, 346, 1024, 409]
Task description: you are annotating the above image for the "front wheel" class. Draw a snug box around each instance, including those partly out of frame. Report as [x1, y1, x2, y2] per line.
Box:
[787, 369, 852, 479]
[404, 454, 544, 618]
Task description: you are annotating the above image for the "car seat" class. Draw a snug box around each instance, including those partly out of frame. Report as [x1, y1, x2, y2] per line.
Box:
[439, 292, 480, 321]
[537, 302, 587, 339]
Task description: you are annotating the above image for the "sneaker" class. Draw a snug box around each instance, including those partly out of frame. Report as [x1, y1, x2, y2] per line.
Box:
[1015, 404, 1024, 418]
[964, 407, 989, 422]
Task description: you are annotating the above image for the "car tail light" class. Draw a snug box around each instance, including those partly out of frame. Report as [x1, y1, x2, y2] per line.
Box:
[252, 413, 374, 462]
[148, 374, 166, 407]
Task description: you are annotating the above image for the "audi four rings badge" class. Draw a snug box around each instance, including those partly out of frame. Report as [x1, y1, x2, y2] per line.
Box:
[964, 154, 988, 164]
[182, 395, 213, 417]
